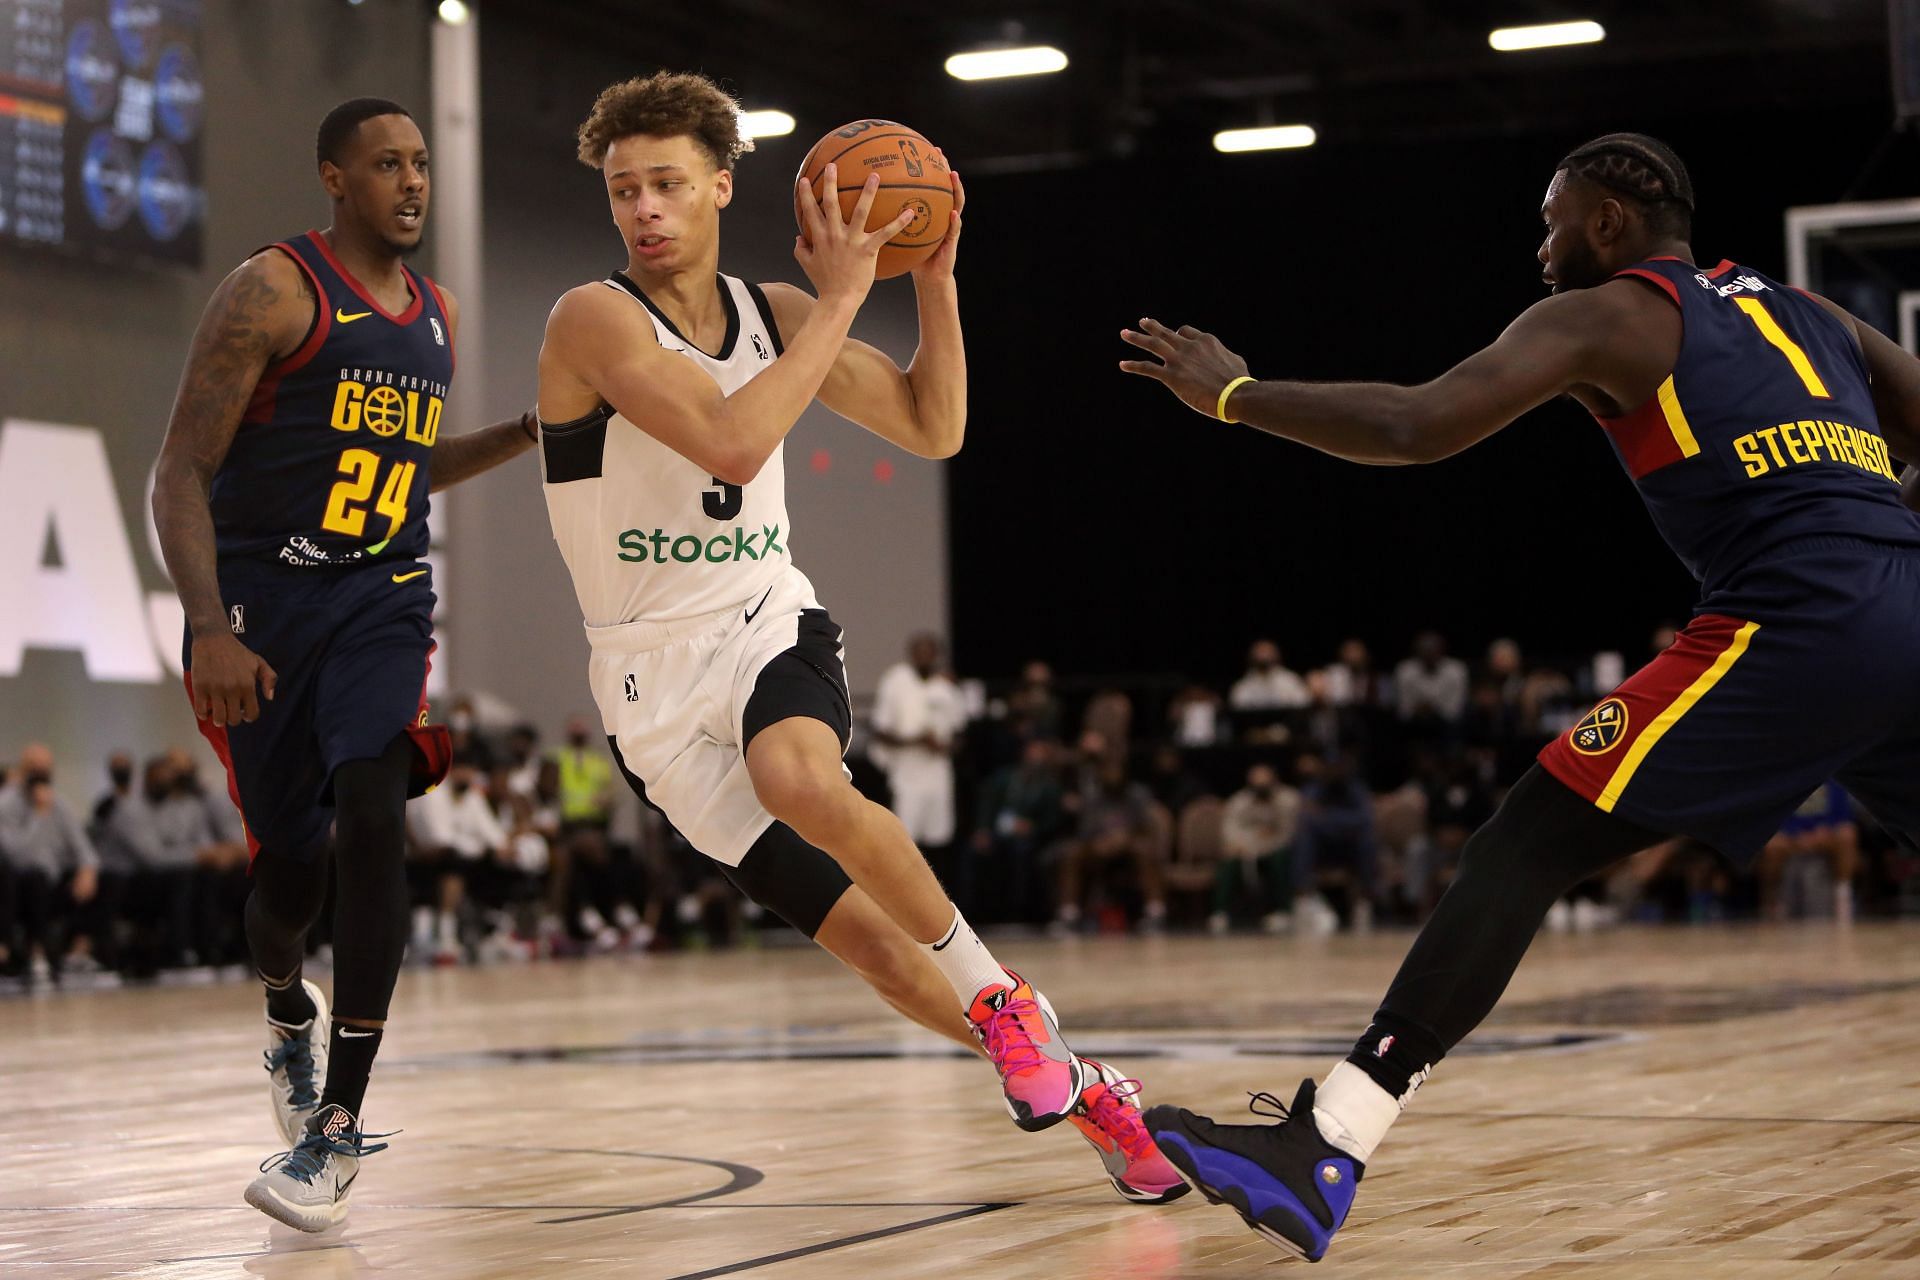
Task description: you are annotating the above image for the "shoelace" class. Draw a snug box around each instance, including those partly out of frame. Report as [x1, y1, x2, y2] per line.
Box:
[263, 1037, 319, 1111]
[977, 996, 1048, 1076]
[1247, 1090, 1293, 1123]
[1086, 1077, 1157, 1161]
[260, 1126, 397, 1185]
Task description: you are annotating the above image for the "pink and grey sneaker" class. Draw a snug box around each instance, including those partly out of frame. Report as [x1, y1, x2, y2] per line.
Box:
[1067, 1058, 1192, 1205]
[967, 969, 1088, 1132]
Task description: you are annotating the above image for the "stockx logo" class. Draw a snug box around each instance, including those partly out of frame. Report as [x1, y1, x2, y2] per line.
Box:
[614, 524, 786, 565]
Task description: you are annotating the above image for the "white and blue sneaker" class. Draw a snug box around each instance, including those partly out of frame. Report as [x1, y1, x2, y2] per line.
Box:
[244, 1103, 389, 1233]
[264, 979, 330, 1146]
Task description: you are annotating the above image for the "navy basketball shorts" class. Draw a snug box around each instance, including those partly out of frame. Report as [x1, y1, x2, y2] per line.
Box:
[1539, 537, 1920, 866]
[184, 562, 451, 860]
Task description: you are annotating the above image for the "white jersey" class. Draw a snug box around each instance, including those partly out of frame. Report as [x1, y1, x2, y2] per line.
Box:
[541, 271, 791, 627]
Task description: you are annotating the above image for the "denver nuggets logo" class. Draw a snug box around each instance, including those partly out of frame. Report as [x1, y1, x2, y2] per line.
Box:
[1570, 698, 1630, 756]
[362, 385, 406, 436]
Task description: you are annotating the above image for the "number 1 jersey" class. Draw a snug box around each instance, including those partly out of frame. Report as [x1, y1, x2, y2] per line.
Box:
[538, 271, 793, 627]
[211, 231, 453, 571]
[1593, 256, 1920, 591]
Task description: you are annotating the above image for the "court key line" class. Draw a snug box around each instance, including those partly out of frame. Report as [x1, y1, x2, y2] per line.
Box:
[662, 1202, 1016, 1280]
[1418, 1110, 1920, 1129]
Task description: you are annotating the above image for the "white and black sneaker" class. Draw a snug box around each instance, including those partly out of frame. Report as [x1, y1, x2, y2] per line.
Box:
[264, 979, 330, 1146]
[243, 1103, 389, 1233]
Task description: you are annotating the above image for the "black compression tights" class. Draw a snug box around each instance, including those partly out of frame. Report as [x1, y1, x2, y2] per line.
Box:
[244, 734, 416, 1024]
[1349, 766, 1663, 1098]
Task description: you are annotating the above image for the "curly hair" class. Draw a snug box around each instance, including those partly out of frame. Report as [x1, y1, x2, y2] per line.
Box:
[1558, 132, 1694, 239]
[576, 71, 751, 170]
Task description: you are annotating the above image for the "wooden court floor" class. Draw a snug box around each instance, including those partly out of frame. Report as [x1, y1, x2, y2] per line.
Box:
[5, 925, 1920, 1278]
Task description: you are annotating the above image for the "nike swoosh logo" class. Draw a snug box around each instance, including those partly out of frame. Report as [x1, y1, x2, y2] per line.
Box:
[335, 308, 373, 324]
[338, 1027, 376, 1038]
[742, 587, 773, 625]
[392, 569, 428, 584]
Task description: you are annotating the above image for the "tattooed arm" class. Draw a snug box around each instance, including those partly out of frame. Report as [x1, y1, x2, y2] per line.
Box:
[151, 250, 312, 726]
[425, 287, 537, 492]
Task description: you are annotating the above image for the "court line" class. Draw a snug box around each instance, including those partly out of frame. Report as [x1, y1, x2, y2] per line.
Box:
[1418, 1110, 1920, 1129]
[2, 1200, 1024, 1215]
[663, 1203, 1015, 1280]
[152, 1243, 355, 1266]
[455, 1147, 766, 1225]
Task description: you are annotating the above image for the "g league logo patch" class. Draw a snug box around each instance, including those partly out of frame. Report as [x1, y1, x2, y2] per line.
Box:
[430, 317, 446, 346]
[1570, 697, 1629, 756]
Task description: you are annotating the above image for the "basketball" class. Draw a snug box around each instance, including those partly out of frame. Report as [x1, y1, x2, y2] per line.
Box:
[795, 120, 953, 279]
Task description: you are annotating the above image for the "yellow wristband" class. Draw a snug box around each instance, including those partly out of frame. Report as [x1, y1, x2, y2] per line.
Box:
[1216, 375, 1255, 422]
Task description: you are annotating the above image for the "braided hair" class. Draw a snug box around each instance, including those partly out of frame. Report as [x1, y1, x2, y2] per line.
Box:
[1558, 133, 1694, 239]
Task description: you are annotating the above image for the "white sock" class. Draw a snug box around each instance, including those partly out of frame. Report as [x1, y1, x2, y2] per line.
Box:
[1312, 1062, 1405, 1164]
[926, 907, 1010, 1007]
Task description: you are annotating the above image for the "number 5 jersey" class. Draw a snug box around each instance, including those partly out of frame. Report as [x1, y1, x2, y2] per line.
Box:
[538, 270, 792, 626]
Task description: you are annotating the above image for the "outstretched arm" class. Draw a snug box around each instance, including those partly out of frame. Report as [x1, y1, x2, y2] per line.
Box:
[1118, 284, 1649, 465]
[424, 287, 538, 492]
[152, 251, 309, 725]
[767, 172, 969, 459]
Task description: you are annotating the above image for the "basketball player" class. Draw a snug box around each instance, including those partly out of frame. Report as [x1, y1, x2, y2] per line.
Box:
[1122, 133, 1920, 1259]
[151, 99, 536, 1231]
[535, 72, 1183, 1204]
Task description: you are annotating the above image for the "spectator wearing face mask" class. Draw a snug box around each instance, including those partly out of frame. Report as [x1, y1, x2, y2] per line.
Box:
[125, 755, 214, 968]
[501, 724, 542, 802]
[408, 753, 512, 963]
[1052, 761, 1169, 935]
[447, 695, 495, 772]
[1230, 639, 1312, 711]
[972, 738, 1068, 924]
[86, 751, 165, 971]
[1215, 762, 1301, 935]
[0, 743, 100, 983]
[1006, 660, 1064, 745]
[549, 715, 641, 948]
[1292, 751, 1380, 933]
[871, 634, 968, 847]
[1394, 631, 1470, 729]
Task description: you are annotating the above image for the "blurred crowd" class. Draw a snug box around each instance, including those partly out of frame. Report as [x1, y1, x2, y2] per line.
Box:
[884, 628, 1913, 939]
[6, 626, 1915, 986]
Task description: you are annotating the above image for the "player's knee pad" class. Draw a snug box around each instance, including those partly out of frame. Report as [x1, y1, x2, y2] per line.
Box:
[719, 822, 852, 939]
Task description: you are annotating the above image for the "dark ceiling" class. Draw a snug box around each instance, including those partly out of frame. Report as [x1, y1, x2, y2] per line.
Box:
[484, 0, 1896, 171]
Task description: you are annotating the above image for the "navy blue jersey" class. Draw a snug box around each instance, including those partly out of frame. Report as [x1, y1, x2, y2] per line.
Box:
[210, 231, 454, 570]
[1592, 257, 1920, 589]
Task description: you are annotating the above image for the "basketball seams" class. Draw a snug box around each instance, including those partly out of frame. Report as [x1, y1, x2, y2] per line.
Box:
[795, 122, 953, 277]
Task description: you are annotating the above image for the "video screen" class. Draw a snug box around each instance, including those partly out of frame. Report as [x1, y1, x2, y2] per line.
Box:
[0, 0, 204, 266]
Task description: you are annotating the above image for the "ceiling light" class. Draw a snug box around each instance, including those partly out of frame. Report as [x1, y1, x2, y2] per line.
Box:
[739, 109, 795, 140]
[944, 46, 1068, 81]
[1488, 20, 1605, 52]
[1213, 124, 1317, 154]
[437, 0, 471, 25]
